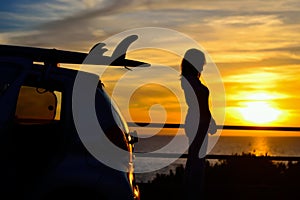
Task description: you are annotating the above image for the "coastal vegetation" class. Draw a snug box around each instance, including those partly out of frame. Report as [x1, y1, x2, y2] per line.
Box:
[138, 153, 300, 200]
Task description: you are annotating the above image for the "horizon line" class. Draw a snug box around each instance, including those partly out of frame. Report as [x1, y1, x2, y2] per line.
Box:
[127, 122, 300, 132]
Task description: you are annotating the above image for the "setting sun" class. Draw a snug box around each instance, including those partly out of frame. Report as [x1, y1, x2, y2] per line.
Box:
[238, 101, 281, 124]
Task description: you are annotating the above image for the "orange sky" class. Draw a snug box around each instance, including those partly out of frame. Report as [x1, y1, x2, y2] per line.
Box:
[98, 43, 299, 129]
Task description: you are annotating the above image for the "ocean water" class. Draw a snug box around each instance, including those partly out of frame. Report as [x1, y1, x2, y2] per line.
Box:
[133, 131, 300, 183]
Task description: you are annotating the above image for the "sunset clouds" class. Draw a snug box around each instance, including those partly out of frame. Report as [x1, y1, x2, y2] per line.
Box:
[1, 0, 299, 128]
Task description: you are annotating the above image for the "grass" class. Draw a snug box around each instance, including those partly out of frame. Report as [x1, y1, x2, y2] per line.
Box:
[137, 153, 300, 200]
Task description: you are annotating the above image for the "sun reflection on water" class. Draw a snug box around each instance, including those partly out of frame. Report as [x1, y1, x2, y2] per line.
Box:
[249, 137, 270, 156]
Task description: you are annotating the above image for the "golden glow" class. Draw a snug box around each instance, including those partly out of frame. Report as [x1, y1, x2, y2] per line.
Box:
[250, 137, 270, 156]
[238, 101, 281, 124]
[246, 92, 281, 101]
[127, 49, 181, 67]
[129, 83, 181, 124]
[233, 92, 287, 126]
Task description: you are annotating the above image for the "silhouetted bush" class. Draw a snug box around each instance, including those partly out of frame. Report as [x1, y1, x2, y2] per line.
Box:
[138, 153, 300, 200]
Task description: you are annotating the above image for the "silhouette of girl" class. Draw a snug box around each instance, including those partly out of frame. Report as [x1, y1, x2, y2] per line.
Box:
[180, 48, 217, 199]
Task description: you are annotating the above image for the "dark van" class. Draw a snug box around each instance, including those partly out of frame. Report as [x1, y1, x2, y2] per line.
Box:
[0, 36, 148, 200]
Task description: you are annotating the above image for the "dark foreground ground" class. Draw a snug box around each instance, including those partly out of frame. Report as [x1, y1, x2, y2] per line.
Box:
[138, 182, 300, 200]
[137, 153, 300, 200]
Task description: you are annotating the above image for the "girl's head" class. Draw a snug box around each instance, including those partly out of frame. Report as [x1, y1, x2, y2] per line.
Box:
[181, 48, 206, 77]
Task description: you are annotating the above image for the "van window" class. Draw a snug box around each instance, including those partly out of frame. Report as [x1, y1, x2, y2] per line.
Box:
[15, 86, 61, 124]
